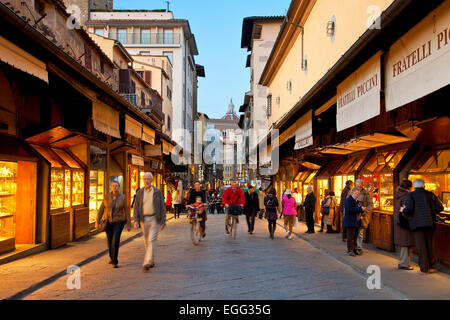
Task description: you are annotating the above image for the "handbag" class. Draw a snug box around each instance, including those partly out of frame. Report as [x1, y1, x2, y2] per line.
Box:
[321, 206, 330, 215]
[396, 211, 410, 230]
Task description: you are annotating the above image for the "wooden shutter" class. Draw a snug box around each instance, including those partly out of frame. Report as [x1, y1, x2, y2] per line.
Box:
[144, 70, 152, 87]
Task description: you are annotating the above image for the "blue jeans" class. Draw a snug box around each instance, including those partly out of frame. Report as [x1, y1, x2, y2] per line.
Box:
[105, 221, 125, 265]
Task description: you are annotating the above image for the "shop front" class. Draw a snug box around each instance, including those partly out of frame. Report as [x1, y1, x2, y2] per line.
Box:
[358, 142, 413, 251]
[409, 148, 450, 266]
[89, 144, 107, 227]
[31, 144, 88, 248]
[0, 135, 39, 255]
[312, 159, 343, 224]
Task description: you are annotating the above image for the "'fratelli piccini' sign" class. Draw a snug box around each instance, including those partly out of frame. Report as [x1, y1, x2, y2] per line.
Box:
[336, 51, 381, 132]
[385, 0, 450, 111]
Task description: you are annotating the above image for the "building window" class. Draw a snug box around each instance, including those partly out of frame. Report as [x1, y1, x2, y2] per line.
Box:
[136, 71, 144, 78]
[267, 95, 272, 117]
[167, 86, 172, 101]
[167, 115, 171, 131]
[141, 91, 146, 107]
[163, 51, 173, 64]
[141, 29, 151, 44]
[117, 29, 127, 44]
[35, 0, 45, 15]
[95, 28, 104, 36]
[164, 29, 174, 44]
[100, 61, 104, 74]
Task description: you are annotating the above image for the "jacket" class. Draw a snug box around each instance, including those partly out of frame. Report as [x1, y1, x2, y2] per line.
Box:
[222, 187, 245, 206]
[133, 187, 166, 226]
[97, 193, 131, 228]
[339, 186, 351, 214]
[188, 189, 207, 205]
[343, 196, 363, 228]
[393, 187, 415, 247]
[264, 194, 278, 220]
[323, 196, 337, 226]
[244, 191, 260, 215]
[303, 192, 316, 212]
[403, 188, 444, 231]
[282, 195, 297, 216]
[348, 187, 373, 228]
[165, 193, 172, 206]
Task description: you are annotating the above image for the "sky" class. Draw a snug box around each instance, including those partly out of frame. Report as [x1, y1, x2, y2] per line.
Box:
[114, 0, 291, 119]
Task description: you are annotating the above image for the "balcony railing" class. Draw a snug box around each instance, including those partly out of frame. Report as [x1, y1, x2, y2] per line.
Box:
[109, 32, 181, 45]
[122, 93, 139, 107]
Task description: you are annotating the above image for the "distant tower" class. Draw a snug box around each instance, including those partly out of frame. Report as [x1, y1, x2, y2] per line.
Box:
[222, 98, 239, 121]
[90, 0, 113, 11]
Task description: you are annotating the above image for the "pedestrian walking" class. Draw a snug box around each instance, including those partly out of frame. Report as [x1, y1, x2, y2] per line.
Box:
[282, 189, 297, 239]
[173, 188, 182, 219]
[187, 181, 208, 238]
[303, 186, 316, 233]
[344, 189, 366, 256]
[319, 189, 330, 232]
[257, 188, 266, 219]
[222, 180, 245, 234]
[244, 185, 260, 234]
[96, 180, 131, 268]
[264, 188, 279, 239]
[292, 188, 302, 220]
[349, 180, 373, 255]
[394, 179, 415, 270]
[340, 180, 354, 241]
[401, 179, 444, 274]
[165, 188, 173, 214]
[323, 191, 337, 233]
[133, 172, 166, 271]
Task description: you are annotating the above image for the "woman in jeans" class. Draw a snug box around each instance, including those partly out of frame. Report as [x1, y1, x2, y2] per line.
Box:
[96, 181, 131, 268]
[264, 188, 279, 239]
[282, 189, 297, 239]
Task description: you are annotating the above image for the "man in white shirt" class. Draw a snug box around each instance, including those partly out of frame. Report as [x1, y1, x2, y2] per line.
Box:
[134, 172, 166, 270]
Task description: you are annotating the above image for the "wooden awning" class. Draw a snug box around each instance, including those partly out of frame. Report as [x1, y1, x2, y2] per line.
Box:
[92, 100, 120, 139]
[320, 133, 411, 155]
[125, 115, 143, 139]
[0, 36, 48, 83]
[142, 125, 155, 145]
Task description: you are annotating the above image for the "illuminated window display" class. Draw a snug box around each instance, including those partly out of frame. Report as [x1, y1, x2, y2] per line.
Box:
[0, 162, 16, 251]
[33, 145, 85, 211]
[409, 149, 450, 221]
[0, 159, 37, 254]
[360, 149, 407, 212]
[89, 170, 104, 223]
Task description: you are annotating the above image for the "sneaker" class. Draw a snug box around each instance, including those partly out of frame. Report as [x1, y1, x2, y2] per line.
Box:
[285, 231, 290, 238]
[348, 252, 356, 257]
[143, 263, 155, 270]
[288, 234, 293, 240]
[202, 233, 206, 238]
[356, 249, 363, 255]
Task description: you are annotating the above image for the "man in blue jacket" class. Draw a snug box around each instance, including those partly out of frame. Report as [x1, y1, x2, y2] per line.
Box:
[344, 189, 366, 256]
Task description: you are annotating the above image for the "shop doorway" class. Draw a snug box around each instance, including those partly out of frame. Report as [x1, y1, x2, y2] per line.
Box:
[0, 160, 37, 255]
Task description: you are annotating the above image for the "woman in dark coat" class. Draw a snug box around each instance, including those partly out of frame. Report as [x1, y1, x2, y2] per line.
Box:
[343, 189, 365, 256]
[394, 179, 415, 270]
[264, 188, 279, 240]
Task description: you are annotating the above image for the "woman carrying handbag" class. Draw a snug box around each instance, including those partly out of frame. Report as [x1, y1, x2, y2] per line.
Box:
[394, 179, 415, 270]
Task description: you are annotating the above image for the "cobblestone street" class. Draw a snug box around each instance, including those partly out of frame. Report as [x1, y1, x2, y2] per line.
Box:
[24, 215, 402, 300]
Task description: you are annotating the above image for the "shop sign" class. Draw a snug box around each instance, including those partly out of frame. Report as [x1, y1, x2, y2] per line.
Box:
[336, 51, 381, 132]
[131, 154, 144, 167]
[385, 1, 450, 111]
[294, 110, 313, 150]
